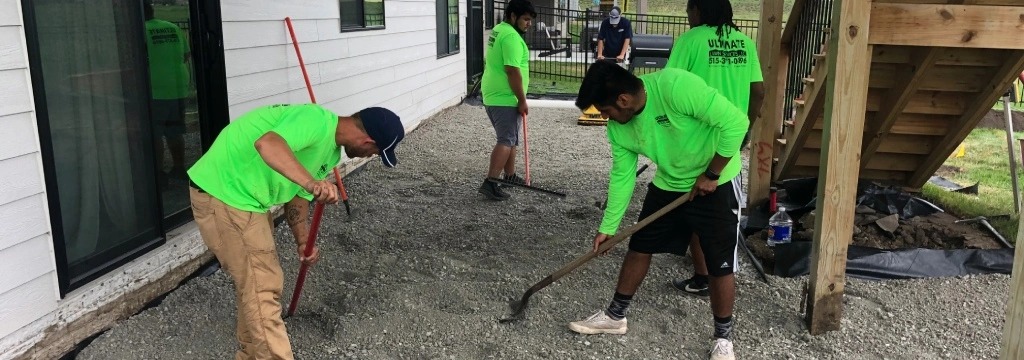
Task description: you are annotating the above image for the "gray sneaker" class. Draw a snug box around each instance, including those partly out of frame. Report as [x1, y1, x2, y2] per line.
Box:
[568, 310, 628, 335]
[709, 338, 735, 360]
[479, 179, 510, 201]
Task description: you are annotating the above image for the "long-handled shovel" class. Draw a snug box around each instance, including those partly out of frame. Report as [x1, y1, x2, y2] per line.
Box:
[521, 112, 531, 185]
[499, 190, 696, 323]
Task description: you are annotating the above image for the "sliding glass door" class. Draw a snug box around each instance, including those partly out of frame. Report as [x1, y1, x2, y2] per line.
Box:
[23, 0, 228, 295]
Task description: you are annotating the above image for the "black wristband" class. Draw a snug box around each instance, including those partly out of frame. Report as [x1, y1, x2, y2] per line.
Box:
[704, 169, 720, 181]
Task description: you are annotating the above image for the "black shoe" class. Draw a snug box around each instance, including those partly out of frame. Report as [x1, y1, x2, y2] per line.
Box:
[479, 179, 510, 201]
[671, 277, 710, 298]
[501, 173, 526, 187]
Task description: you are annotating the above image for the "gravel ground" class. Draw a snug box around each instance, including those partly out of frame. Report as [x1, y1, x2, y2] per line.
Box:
[76, 105, 1010, 359]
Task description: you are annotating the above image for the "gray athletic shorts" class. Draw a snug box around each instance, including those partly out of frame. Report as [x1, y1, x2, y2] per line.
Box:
[485, 106, 522, 147]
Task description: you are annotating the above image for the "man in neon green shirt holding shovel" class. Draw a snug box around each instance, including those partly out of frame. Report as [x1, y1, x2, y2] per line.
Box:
[187, 104, 405, 360]
[567, 61, 747, 360]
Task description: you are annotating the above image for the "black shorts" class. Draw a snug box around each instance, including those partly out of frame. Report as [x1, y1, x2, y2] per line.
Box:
[152, 98, 187, 138]
[628, 181, 740, 277]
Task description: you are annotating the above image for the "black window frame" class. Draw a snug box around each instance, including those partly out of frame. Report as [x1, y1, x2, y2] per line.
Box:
[340, 0, 387, 32]
[436, 0, 460, 58]
[20, 0, 229, 297]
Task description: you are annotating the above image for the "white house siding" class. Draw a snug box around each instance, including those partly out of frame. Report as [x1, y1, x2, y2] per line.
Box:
[0, 1, 198, 358]
[220, 0, 468, 159]
[0, 0, 60, 350]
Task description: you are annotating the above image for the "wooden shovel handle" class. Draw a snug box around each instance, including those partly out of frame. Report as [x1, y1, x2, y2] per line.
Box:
[548, 191, 696, 282]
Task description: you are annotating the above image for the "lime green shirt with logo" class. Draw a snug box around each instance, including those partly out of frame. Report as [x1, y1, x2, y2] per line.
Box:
[598, 69, 749, 235]
[664, 24, 763, 196]
[187, 104, 343, 213]
[145, 19, 191, 100]
[481, 21, 530, 107]
[666, 25, 762, 114]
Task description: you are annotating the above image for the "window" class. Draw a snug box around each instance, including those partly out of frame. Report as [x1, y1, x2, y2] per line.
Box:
[22, 0, 228, 295]
[341, 0, 386, 31]
[436, 0, 460, 56]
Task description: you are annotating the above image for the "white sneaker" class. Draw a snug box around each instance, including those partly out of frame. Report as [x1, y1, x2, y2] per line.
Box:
[568, 310, 628, 335]
[709, 338, 735, 360]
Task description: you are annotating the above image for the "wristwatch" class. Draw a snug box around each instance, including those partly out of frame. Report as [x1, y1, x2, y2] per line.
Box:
[704, 169, 721, 181]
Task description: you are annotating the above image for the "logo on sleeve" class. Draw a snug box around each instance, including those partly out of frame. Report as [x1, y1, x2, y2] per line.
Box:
[655, 115, 670, 127]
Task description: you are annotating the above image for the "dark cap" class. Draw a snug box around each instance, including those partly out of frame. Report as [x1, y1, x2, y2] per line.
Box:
[358, 107, 404, 168]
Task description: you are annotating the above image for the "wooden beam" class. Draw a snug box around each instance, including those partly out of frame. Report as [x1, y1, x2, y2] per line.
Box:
[747, 0, 786, 210]
[907, 51, 1024, 186]
[872, 45, 1005, 67]
[805, 0, 872, 336]
[1001, 205, 1024, 359]
[869, 4, 1024, 49]
[860, 48, 943, 170]
[781, 0, 809, 45]
[875, 0, 1022, 5]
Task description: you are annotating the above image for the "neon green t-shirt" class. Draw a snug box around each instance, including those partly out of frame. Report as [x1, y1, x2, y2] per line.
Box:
[665, 25, 763, 185]
[598, 69, 749, 235]
[481, 21, 530, 107]
[145, 19, 191, 100]
[187, 104, 343, 213]
[666, 25, 763, 114]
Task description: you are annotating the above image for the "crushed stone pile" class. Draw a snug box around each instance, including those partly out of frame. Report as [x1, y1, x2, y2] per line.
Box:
[75, 105, 1010, 360]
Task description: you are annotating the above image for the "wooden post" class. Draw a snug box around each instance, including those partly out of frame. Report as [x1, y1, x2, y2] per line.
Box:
[804, 0, 872, 335]
[1001, 207, 1024, 359]
[747, 0, 785, 210]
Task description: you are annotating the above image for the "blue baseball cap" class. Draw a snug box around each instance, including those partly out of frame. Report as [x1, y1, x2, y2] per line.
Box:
[359, 107, 404, 168]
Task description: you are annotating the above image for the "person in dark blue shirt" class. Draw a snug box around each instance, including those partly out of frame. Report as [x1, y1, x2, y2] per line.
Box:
[596, 7, 632, 63]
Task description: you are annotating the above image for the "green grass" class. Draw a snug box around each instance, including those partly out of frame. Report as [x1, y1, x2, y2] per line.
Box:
[920, 128, 1023, 243]
[528, 60, 585, 94]
[152, 4, 189, 22]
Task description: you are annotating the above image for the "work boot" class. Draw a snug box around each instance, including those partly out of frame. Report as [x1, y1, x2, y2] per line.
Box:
[568, 310, 627, 335]
[708, 338, 735, 360]
[671, 276, 710, 298]
[501, 173, 526, 187]
[479, 179, 510, 201]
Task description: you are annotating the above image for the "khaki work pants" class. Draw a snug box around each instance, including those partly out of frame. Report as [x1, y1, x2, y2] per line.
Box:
[190, 187, 294, 360]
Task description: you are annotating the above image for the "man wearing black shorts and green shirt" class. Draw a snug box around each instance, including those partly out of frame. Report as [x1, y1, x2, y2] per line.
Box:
[478, 0, 535, 201]
[144, 2, 191, 188]
[665, 0, 765, 299]
[568, 62, 747, 360]
[187, 104, 404, 359]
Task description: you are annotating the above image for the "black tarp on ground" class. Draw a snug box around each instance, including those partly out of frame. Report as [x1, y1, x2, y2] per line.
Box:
[742, 177, 1014, 280]
[772, 242, 1015, 280]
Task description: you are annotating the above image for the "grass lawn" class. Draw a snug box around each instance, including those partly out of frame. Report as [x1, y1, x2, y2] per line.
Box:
[528, 60, 585, 94]
[921, 127, 1023, 243]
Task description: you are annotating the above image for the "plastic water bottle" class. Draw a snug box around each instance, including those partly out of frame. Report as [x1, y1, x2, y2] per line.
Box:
[767, 206, 793, 247]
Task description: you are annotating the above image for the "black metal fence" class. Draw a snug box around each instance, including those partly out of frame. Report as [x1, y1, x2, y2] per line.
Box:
[782, 0, 833, 121]
[486, 0, 759, 93]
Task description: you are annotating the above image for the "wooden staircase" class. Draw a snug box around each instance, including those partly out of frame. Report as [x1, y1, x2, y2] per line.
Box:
[773, 30, 1024, 189]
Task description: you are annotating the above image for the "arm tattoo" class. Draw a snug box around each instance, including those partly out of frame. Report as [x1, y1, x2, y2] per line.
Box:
[286, 202, 306, 227]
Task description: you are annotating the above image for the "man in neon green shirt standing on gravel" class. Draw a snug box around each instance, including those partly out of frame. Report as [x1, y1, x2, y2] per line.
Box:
[144, 2, 192, 188]
[187, 104, 405, 360]
[665, 0, 765, 301]
[478, 0, 535, 201]
[567, 61, 748, 360]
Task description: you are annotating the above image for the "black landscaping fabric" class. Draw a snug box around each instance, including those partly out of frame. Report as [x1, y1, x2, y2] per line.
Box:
[742, 177, 1015, 280]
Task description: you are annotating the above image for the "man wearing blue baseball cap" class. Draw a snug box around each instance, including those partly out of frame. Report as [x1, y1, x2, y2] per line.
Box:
[186, 103, 403, 360]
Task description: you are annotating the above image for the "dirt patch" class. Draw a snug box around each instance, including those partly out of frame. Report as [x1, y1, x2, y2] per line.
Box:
[746, 206, 1003, 274]
[976, 108, 1024, 131]
[933, 165, 964, 178]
